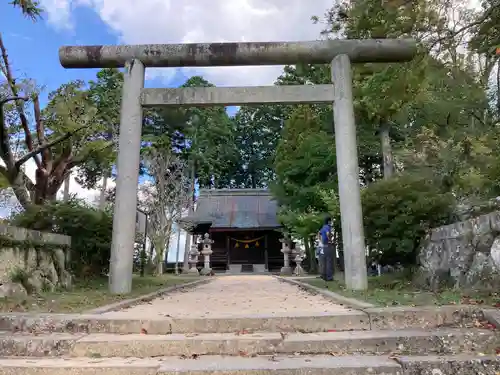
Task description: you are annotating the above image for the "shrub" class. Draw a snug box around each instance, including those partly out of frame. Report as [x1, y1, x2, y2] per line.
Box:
[10, 200, 113, 278]
[362, 174, 456, 266]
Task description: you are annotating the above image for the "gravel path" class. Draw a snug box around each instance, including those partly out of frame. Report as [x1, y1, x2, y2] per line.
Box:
[103, 275, 349, 318]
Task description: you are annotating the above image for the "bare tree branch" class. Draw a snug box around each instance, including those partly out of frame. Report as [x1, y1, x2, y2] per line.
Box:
[428, 3, 498, 51]
[0, 33, 43, 171]
[32, 95, 52, 170]
[14, 124, 88, 169]
[138, 147, 191, 274]
[0, 96, 28, 170]
[67, 140, 114, 169]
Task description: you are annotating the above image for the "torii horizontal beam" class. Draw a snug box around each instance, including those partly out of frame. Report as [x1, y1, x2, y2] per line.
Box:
[141, 85, 336, 107]
[59, 39, 417, 69]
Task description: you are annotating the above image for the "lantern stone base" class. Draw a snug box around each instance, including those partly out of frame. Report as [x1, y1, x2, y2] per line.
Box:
[200, 267, 212, 276]
[280, 266, 292, 275]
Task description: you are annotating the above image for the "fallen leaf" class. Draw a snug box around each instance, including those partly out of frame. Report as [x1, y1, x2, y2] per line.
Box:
[236, 329, 252, 335]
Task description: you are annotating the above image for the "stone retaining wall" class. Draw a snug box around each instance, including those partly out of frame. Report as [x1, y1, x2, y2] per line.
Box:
[0, 223, 71, 297]
[418, 211, 500, 289]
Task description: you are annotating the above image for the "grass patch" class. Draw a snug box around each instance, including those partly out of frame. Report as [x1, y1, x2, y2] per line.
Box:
[0, 274, 196, 313]
[304, 273, 500, 307]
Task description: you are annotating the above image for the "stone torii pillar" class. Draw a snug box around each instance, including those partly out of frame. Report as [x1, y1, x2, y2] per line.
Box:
[58, 39, 416, 293]
[108, 59, 144, 294]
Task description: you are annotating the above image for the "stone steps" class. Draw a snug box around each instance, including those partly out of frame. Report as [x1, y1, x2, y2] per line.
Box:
[0, 328, 497, 358]
[0, 306, 498, 374]
[0, 354, 498, 375]
[0, 305, 485, 334]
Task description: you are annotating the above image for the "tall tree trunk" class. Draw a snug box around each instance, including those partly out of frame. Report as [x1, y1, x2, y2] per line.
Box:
[496, 62, 500, 116]
[163, 222, 172, 267]
[63, 174, 70, 201]
[99, 169, 109, 210]
[154, 236, 166, 275]
[9, 171, 33, 209]
[175, 224, 181, 274]
[156, 259, 164, 275]
[380, 123, 394, 179]
[182, 161, 196, 272]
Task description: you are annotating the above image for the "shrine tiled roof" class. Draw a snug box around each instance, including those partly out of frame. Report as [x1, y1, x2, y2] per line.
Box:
[180, 189, 281, 229]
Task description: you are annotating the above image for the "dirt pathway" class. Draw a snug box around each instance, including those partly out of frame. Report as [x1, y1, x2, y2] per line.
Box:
[103, 275, 349, 318]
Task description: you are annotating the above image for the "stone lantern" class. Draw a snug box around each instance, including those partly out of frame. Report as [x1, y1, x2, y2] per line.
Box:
[188, 236, 200, 275]
[293, 244, 306, 276]
[200, 233, 214, 276]
[280, 237, 292, 275]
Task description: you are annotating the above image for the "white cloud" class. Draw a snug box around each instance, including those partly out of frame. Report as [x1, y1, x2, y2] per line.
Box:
[40, 0, 332, 86]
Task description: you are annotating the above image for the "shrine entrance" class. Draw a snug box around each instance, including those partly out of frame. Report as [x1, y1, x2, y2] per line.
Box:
[59, 39, 416, 293]
[229, 232, 264, 265]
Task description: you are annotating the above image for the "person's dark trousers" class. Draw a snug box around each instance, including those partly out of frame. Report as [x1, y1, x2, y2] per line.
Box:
[323, 245, 334, 281]
[318, 253, 325, 279]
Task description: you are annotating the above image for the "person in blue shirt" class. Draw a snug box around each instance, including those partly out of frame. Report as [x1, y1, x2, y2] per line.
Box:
[319, 217, 334, 281]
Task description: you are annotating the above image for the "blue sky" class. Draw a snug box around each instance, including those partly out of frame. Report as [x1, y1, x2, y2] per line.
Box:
[1, 2, 198, 107]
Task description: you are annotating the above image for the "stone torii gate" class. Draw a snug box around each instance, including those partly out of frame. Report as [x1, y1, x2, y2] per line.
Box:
[59, 39, 416, 294]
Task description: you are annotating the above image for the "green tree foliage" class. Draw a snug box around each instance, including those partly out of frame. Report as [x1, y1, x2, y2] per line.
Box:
[10, 200, 113, 278]
[360, 175, 455, 266]
[270, 0, 500, 269]
[273, 106, 336, 211]
[1, 33, 118, 211]
[227, 105, 284, 188]
[142, 76, 236, 190]
[76, 68, 123, 190]
[180, 76, 236, 188]
[9, 0, 43, 20]
[272, 106, 337, 270]
[0, 173, 8, 189]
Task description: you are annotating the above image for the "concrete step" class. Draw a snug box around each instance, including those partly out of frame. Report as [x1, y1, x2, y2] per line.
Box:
[0, 305, 484, 334]
[0, 355, 402, 375]
[0, 312, 371, 334]
[1, 328, 496, 357]
[0, 354, 498, 375]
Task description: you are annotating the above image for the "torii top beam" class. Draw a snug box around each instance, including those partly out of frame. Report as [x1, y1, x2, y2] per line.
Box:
[59, 39, 417, 69]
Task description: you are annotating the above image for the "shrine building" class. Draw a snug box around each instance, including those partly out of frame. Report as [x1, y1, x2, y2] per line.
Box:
[180, 189, 285, 273]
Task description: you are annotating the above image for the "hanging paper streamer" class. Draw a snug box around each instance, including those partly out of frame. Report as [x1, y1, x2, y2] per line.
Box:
[231, 236, 264, 249]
